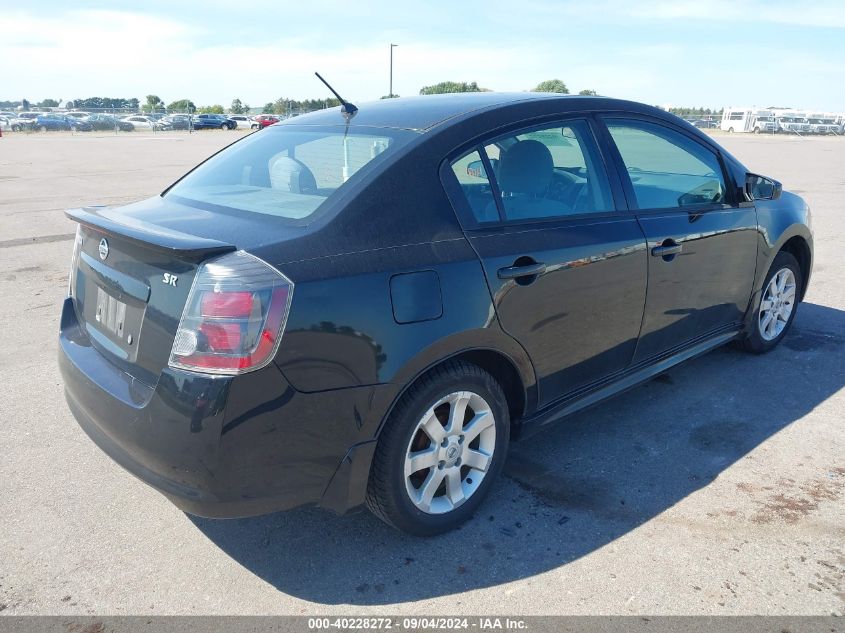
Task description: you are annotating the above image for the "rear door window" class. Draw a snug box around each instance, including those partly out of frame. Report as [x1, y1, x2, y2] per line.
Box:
[448, 119, 614, 224]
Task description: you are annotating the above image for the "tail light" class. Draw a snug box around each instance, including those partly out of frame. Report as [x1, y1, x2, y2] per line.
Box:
[169, 250, 293, 375]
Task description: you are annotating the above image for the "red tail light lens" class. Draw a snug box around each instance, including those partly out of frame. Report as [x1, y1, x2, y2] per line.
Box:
[169, 251, 293, 375]
[198, 322, 243, 353]
[200, 291, 254, 318]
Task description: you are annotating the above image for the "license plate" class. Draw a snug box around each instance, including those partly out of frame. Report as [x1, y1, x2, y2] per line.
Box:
[95, 286, 127, 338]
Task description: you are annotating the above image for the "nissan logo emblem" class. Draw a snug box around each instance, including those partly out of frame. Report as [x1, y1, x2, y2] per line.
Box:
[98, 238, 109, 261]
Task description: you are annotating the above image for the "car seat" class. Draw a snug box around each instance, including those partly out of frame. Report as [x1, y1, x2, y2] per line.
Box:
[268, 154, 318, 194]
[486, 140, 571, 220]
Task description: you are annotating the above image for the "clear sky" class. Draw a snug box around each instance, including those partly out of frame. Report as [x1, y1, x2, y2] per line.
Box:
[2, 0, 844, 111]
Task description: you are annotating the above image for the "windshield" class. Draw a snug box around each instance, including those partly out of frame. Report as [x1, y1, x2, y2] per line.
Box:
[166, 125, 416, 222]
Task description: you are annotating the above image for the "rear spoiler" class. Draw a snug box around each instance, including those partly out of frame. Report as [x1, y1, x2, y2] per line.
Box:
[66, 206, 236, 260]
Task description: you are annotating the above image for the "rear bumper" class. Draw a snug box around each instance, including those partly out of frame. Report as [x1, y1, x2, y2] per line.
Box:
[58, 297, 382, 518]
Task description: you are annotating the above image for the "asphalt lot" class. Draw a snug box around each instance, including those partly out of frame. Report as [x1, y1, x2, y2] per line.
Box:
[0, 129, 842, 616]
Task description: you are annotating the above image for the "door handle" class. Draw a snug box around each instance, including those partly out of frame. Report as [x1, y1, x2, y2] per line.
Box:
[497, 262, 547, 279]
[651, 243, 682, 258]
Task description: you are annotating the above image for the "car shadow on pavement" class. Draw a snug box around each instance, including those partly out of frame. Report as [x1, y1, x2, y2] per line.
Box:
[190, 301, 845, 605]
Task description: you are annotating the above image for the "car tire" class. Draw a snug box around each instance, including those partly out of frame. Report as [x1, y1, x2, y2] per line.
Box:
[39, 125, 48, 133]
[738, 251, 801, 354]
[251, 124, 259, 130]
[366, 360, 510, 536]
[727, 127, 734, 133]
[11, 124, 21, 132]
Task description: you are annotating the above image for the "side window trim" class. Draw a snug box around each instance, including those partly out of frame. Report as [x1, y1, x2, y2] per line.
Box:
[596, 113, 737, 212]
[478, 145, 506, 222]
[585, 114, 631, 213]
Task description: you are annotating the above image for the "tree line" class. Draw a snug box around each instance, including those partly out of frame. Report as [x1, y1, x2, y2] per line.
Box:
[3, 81, 724, 116]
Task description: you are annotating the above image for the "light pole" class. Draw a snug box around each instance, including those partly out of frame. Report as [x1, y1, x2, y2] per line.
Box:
[389, 43, 398, 97]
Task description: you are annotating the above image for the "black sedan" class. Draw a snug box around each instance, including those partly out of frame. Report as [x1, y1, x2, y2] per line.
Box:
[59, 94, 812, 535]
[162, 114, 193, 130]
[85, 114, 134, 131]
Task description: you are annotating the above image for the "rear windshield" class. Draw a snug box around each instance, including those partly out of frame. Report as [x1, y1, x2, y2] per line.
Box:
[166, 124, 416, 221]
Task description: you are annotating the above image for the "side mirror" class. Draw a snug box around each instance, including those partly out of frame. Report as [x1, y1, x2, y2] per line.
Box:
[745, 173, 782, 201]
[466, 159, 487, 179]
[466, 158, 498, 180]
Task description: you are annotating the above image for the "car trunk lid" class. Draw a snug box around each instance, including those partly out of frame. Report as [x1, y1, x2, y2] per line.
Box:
[67, 205, 236, 386]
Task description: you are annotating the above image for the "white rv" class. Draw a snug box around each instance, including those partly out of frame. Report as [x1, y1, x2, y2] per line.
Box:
[720, 108, 750, 132]
[751, 111, 777, 133]
[806, 113, 838, 134]
[774, 111, 811, 134]
[720, 108, 777, 133]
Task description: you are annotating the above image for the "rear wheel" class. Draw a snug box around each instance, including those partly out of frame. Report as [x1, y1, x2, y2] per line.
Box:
[366, 361, 509, 536]
[39, 125, 48, 133]
[728, 127, 734, 133]
[738, 251, 801, 353]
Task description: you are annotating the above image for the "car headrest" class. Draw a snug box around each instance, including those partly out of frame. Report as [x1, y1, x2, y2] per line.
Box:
[497, 140, 554, 195]
[268, 155, 318, 194]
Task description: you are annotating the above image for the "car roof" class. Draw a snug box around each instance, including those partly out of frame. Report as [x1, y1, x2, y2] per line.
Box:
[280, 92, 630, 132]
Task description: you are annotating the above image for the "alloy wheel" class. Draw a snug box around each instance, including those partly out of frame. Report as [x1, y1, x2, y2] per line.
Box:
[403, 391, 496, 514]
[758, 267, 796, 341]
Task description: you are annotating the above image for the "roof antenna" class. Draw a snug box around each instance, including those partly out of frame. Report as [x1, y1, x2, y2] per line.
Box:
[314, 72, 358, 119]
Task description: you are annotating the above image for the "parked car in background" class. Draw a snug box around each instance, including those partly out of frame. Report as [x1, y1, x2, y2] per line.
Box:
[9, 112, 44, 131]
[192, 113, 237, 130]
[148, 114, 174, 129]
[0, 115, 11, 131]
[691, 119, 716, 129]
[32, 114, 93, 132]
[59, 93, 813, 536]
[66, 111, 91, 120]
[121, 115, 166, 130]
[161, 114, 192, 130]
[253, 114, 280, 128]
[85, 114, 135, 131]
[227, 115, 255, 130]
